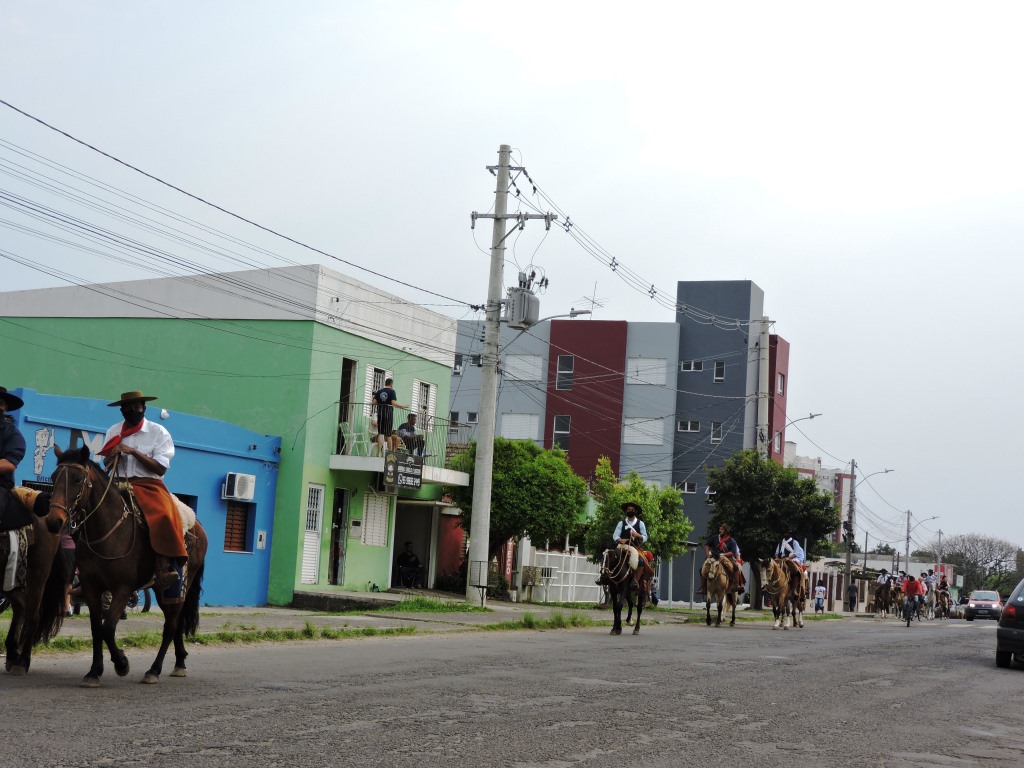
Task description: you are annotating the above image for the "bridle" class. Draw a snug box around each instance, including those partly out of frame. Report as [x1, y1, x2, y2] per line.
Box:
[51, 460, 137, 558]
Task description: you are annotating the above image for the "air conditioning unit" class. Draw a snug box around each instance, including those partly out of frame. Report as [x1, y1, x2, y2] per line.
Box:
[222, 472, 256, 502]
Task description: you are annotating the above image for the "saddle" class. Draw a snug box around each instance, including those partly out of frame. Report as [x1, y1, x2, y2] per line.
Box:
[117, 479, 189, 558]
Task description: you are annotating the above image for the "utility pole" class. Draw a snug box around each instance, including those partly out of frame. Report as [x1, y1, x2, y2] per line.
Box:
[465, 144, 555, 604]
[756, 317, 770, 457]
[937, 529, 943, 568]
[845, 459, 856, 609]
[905, 509, 912, 572]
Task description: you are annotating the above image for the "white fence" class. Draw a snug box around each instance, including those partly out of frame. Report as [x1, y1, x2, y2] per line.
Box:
[523, 549, 602, 604]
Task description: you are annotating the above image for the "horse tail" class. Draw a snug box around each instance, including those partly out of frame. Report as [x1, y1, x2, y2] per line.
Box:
[32, 548, 69, 645]
[180, 561, 205, 638]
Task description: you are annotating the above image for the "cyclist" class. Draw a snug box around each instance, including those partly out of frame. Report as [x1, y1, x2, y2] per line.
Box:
[903, 574, 925, 621]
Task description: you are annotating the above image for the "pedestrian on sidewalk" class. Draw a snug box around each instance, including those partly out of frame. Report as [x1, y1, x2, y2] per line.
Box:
[847, 580, 859, 612]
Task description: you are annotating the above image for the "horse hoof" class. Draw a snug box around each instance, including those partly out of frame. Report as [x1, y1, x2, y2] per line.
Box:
[8, 665, 27, 677]
[632, 628, 640, 635]
[610, 628, 621, 636]
[115, 660, 130, 678]
[141, 673, 159, 685]
[169, 667, 187, 678]
[80, 676, 101, 688]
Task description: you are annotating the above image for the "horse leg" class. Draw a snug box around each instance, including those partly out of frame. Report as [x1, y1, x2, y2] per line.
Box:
[82, 596, 106, 687]
[144, 604, 182, 683]
[716, 599, 724, 627]
[169, 629, 189, 678]
[633, 591, 644, 635]
[705, 595, 713, 626]
[625, 590, 634, 626]
[729, 594, 737, 627]
[610, 588, 622, 635]
[102, 593, 131, 678]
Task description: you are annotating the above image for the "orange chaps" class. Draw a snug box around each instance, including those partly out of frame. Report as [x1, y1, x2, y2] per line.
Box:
[127, 478, 187, 558]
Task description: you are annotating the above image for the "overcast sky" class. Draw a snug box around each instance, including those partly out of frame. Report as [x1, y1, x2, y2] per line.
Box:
[3, 2, 1022, 553]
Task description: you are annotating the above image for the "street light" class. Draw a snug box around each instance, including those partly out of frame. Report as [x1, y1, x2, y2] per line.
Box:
[498, 309, 591, 353]
[905, 512, 939, 570]
[768, 412, 821, 456]
[856, 468, 894, 488]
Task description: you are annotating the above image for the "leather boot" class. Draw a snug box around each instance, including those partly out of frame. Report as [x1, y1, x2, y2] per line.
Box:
[697, 577, 707, 594]
[154, 556, 180, 590]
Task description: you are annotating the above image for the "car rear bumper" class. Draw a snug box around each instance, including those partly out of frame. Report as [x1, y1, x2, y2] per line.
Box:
[997, 625, 1024, 653]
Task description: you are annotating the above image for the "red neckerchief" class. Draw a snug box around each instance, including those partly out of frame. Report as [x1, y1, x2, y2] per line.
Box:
[98, 420, 144, 457]
[717, 534, 731, 551]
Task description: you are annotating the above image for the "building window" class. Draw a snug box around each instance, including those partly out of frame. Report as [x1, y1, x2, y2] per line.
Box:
[500, 413, 540, 441]
[504, 354, 543, 381]
[224, 501, 252, 552]
[556, 355, 574, 390]
[677, 481, 696, 494]
[471, 354, 482, 367]
[627, 357, 666, 386]
[677, 420, 700, 432]
[553, 415, 571, 450]
[453, 353, 464, 375]
[714, 360, 725, 382]
[777, 372, 785, 395]
[623, 417, 664, 445]
[710, 421, 723, 443]
[467, 412, 478, 424]
[774, 431, 782, 452]
[449, 411, 459, 432]
[681, 360, 703, 372]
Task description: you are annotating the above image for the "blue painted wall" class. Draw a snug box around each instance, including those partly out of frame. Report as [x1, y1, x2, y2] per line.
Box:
[9, 389, 281, 606]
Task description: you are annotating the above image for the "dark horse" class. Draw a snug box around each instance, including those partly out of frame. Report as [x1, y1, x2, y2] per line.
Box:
[45, 446, 208, 687]
[1, 491, 66, 674]
[602, 546, 651, 636]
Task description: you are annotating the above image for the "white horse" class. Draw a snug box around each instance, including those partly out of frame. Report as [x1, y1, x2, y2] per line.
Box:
[924, 581, 937, 620]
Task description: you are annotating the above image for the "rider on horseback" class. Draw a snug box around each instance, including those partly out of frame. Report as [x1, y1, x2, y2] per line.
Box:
[775, 530, 806, 594]
[611, 502, 654, 589]
[699, 523, 745, 595]
[0, 386, 33, 531]
[98, 390, 186, 597]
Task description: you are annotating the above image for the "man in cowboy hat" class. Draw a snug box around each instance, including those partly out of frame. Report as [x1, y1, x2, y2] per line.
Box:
[700, 522, 745, 595]
[0, 386, 27, 527]
[613, 501, 655, 589]
[99, 390, 186, 596]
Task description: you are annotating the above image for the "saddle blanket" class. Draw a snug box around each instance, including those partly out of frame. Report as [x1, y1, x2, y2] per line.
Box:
[1, 527, 33, 592]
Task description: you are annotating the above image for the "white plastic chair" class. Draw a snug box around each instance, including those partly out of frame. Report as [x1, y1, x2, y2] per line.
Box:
[340, 422, 371, 456]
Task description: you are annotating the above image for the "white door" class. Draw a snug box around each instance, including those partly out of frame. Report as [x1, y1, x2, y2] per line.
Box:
[300, 484, 325, 584]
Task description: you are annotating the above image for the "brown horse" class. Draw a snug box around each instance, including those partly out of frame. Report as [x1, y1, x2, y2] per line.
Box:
[874, 579, 897, 617]
[602, 546, 651, 635]
[1, 491, 66, 674]
[45, 446, 208, 687]
[703, 556, 737, 627]
[763, 558, 805, 630]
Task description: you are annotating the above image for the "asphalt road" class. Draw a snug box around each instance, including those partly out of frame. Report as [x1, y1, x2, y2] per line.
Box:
[2, 615, 1022, 767]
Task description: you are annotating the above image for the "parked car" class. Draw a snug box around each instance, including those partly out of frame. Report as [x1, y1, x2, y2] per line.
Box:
[997, 578, 1024, 668]
[964, 589, 1002, 621]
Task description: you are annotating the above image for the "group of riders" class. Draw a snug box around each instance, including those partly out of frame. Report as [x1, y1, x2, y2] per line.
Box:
[0, 385, 188, 604]
[598, 500, 809, 603]
[875, 567, 951, 619]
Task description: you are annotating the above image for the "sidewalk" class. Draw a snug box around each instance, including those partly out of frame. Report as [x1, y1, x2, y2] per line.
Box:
[49, 588, 633, 639]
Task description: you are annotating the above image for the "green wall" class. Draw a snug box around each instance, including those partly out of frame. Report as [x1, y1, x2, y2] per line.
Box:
[2, 316, 454, 604]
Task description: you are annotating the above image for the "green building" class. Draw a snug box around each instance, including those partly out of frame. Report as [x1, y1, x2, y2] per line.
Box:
[0, 264, 469, 604]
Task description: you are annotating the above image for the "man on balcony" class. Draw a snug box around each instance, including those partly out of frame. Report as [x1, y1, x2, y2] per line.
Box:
[397, 413, 426, 456]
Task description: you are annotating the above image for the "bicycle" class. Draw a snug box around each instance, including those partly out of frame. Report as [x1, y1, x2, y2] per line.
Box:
[902, 597, 918, 627]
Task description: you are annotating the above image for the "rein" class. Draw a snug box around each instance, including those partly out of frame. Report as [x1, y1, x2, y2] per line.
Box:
[53, 459, 138, 560]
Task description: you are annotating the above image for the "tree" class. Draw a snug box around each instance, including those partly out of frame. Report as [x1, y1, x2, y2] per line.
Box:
[873, 543, 895, 555]
[446, 438, 588, 561]
[705, 450, 841, 603]
[580, 457, 693, 562]
[929, 533, 1021, 594]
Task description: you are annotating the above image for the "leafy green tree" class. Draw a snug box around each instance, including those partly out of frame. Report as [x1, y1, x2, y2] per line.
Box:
[580, 457, 693, 562]
[446, 438, 588, 561]
[873, 543, 896, 555]
[705, 450, 840, 601]
[931, 533, 1021, 594]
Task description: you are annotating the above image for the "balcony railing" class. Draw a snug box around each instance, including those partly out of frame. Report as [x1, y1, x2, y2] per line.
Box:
[336, 404, 475, 470]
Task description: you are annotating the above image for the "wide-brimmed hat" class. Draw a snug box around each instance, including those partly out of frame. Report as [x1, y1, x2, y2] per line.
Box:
[718, 522, 732, 533]
[0, 386, 24, 412]
[107, 390, 158, 407]
[620, 501, 643, 516]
